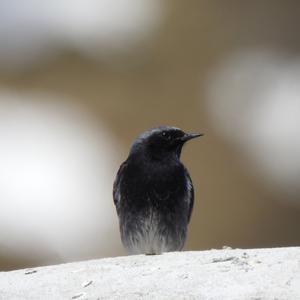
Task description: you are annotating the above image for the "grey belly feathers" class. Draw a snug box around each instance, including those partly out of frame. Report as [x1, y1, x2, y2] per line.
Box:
[120, 208, 187, 255]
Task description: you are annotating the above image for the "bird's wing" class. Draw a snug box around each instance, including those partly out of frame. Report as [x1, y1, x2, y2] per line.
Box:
[185, 168, 194, 223]
[113, 161, 127, 215]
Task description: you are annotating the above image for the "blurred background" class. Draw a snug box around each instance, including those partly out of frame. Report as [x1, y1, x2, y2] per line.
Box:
[0, 0, 300, 271]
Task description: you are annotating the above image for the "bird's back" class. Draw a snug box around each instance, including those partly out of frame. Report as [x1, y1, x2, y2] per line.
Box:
[113, 157, 193, 254]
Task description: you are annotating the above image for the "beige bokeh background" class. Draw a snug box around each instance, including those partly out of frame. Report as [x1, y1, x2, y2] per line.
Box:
[0, 1, 299, 270]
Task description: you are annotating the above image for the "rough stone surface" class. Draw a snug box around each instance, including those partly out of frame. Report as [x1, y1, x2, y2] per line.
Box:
[0, 247, 299, 300]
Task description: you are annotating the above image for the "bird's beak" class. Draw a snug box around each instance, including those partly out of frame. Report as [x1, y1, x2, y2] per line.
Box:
[180, 132, 204, 142]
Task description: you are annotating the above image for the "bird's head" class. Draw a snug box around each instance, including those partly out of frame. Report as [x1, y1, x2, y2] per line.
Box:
[129, 126, 203, 161]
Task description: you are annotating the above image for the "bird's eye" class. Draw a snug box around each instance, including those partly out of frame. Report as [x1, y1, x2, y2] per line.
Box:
[161, 131, 171, 140]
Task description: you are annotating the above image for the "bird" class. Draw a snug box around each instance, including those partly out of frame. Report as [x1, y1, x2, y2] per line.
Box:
[113, 126, 203, 255]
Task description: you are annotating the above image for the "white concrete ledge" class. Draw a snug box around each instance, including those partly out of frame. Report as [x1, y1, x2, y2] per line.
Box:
[0, 247, 299, 300]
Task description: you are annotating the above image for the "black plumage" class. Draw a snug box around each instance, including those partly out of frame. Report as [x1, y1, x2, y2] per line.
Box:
[113, 126, 203, 254]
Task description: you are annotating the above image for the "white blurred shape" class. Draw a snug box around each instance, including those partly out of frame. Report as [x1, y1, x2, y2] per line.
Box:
[0, 0, 164, 70]
[0, 92, 121, 263]
[206, 50, 300, 202]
